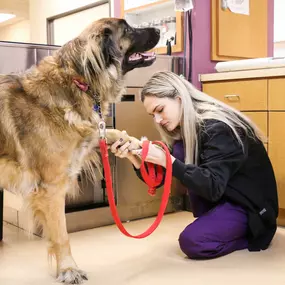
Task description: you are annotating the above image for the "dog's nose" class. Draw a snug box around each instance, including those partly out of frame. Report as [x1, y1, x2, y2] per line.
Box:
[154, 28, 160, 36]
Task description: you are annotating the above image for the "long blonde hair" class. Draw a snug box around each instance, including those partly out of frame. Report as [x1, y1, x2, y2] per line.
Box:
[140, 71, 264, 165]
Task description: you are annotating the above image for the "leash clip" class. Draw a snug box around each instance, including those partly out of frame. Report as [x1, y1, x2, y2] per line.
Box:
[98, 120, 106, 139]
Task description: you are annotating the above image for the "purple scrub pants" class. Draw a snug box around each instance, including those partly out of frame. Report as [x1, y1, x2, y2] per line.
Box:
[172, 140, 248, 259]
[178, 200, 248, 259]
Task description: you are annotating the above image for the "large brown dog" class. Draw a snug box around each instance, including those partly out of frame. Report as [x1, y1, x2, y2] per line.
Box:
[0, 18, 159, 283]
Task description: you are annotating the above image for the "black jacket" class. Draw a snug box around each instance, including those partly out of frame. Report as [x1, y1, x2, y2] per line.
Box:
[134, 119, 278, 251]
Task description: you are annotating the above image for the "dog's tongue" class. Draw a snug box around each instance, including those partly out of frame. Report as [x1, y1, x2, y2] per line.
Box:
[140, 52, 155, 57]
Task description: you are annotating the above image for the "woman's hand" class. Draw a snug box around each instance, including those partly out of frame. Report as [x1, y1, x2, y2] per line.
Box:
[110, 139, 133, 159]
[132, 141, 176, 168]
[110, 133, 142, 169]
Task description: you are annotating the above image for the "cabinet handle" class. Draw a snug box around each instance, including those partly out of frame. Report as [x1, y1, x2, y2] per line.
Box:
[121, 94, 135, 102]
[224, 94, 240, 101]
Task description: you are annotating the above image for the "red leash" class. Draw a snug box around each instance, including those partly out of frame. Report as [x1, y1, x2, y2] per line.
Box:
[99, 138, 172, 238]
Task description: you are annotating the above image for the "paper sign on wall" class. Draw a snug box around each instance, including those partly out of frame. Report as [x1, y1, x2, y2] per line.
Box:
[174, 0, 193, 12]
[227, 0, 250, 16]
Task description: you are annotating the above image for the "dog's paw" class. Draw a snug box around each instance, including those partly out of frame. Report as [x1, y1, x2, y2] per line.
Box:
[125, 135, 142, 151]
[105, 129, 129, 145]
[104, 129, 144, 151]
[57, 268, 88, 284]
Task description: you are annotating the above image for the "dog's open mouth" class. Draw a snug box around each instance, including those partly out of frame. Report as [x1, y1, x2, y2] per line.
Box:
[128, 52, 156, 63]
[122, 51, 157, 74]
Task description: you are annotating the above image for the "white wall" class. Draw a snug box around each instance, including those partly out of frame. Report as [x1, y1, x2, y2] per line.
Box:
[274, 0, 285, 43]
[274, 41, 285, 57]
[0, 20, 31, 43]
[274, 0, 285, 56]
[29, 0, 114, 44]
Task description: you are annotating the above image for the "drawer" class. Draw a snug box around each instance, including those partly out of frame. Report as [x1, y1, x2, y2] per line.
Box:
[202, 79, 267, 111]
[268, 78, 285, 111]
[242, 112, 268, 137]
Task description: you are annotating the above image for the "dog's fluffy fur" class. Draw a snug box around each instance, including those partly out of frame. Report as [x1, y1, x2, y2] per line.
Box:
[0, 18, 159, 283]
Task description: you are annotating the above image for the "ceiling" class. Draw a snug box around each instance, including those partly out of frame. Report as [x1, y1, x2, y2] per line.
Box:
[0, 0, 29, 28]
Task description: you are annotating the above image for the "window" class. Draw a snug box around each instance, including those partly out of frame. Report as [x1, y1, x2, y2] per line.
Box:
[47, 0, 110, 46]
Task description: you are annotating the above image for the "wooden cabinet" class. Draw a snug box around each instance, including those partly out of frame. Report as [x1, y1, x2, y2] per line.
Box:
[120, 0, 184, 54]
[211, 0, 268, 61]
[203, 80, 269, 147]
[201, 73, 285, 226]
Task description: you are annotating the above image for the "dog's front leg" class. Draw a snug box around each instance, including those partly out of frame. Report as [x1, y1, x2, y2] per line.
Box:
[29, 180, 87, 284]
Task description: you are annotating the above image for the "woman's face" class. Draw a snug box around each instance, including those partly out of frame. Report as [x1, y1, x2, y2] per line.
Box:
[143, 95, 181, 132]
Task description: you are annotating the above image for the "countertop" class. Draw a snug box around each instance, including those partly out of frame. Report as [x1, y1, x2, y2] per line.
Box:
[200, 67, 285, 83]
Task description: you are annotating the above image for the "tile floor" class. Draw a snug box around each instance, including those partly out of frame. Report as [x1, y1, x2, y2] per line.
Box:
[1, 211, 285, 285]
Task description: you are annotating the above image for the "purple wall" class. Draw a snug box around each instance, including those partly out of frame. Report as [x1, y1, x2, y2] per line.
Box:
[114, 0, 274, 90]
[268, 0, 274, 58]
[114, 0, 121, 18]
[191, 1, 217, 88]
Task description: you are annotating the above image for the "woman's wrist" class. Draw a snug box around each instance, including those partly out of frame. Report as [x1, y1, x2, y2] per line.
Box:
[161, 154, 176, 168]
[128, 155, 141, 169]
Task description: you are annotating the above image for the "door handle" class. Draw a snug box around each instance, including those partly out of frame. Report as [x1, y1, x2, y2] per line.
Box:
[224, 94, 240, 101]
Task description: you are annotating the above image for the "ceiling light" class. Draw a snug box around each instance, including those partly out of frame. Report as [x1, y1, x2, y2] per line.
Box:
[0, 13, 15, 23]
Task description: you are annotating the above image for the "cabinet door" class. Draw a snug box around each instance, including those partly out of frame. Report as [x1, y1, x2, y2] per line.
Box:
[211, 0, 268, 61]
[268, 112, 285, 209]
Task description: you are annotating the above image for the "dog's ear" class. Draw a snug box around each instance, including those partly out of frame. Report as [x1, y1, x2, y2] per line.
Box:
[101, 28, 122, 67]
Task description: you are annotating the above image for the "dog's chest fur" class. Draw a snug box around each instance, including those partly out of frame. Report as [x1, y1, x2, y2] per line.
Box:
[0, 62, 125, 194]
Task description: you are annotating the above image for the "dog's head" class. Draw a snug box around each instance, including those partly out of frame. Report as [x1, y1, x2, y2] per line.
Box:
[55, 18, 159, 107]
[80, 18, 160, 74]
[62, 18, 160, 80]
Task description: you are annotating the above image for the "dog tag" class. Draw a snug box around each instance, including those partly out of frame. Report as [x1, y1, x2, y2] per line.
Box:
[98, 120, 106, 139]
